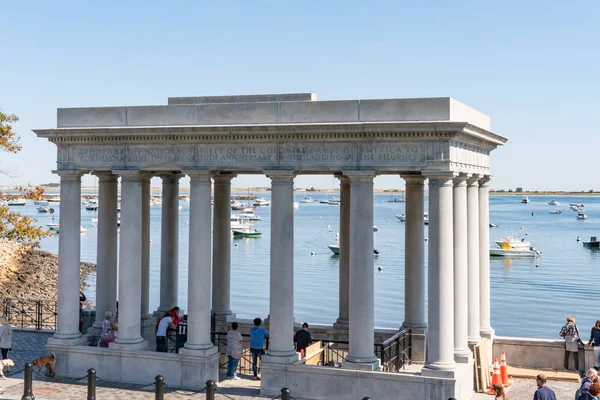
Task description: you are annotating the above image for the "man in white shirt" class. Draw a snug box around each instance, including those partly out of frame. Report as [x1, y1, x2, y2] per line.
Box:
[156, 307, 179, 352]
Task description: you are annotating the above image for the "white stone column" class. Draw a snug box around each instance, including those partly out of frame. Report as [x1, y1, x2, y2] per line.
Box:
[181, 172, 218, 356]
[423, 174, 456, 373]
[92, 172, 118, 331]
[333, 175, 350, 330]
[467, 175, 481, 346]
[141, 174, 151, 317]
[263, 171, 298, 364]
[401, 173, 427, 364]
[111, 171, 147, 350]
[479, 176, 494, 339]
[453, 174, 471, 363]
[343, 171, 379, 371]
[157, 173, 181, 313]
[212, 174, 234, 319]
[49, 170, 87, 345]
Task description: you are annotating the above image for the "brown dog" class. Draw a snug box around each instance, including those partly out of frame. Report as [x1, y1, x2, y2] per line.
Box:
[32, 353, 55, 376]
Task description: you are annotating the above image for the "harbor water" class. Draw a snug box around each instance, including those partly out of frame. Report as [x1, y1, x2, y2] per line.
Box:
[11, 193, 600, 340]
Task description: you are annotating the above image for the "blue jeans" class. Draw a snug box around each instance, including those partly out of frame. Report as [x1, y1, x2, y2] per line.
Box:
[227, 355, 240, 378]
[250, 348, 264, 377]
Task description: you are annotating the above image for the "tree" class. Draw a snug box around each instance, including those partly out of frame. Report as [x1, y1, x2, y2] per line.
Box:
[1, 108, 51, 247]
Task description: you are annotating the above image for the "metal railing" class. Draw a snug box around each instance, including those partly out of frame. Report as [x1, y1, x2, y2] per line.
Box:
[1, 298, 57, 330]
[374, 328, 412, 372]
[211, 331, 269, 375]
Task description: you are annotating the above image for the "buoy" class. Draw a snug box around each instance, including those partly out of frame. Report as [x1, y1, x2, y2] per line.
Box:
[373, 226, 379, 232]
[577, 236, 581, 242]
[327, 224, 331, 230]
[235, 243, 238, 247]
[386, 219, 390, 222]
[149, 240, 152, 243]
[536, 264, 540, 268]
[185, 221, 188, 224]
[311, 252, 315, 256]
[378, 266, 383, 271]
[425, 237, 428, 241]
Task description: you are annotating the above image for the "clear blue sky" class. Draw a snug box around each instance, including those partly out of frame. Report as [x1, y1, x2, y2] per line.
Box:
[1, 1, 598, 191]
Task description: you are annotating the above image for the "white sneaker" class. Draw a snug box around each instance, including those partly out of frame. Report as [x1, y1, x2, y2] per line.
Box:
[232, 376, 241, 380]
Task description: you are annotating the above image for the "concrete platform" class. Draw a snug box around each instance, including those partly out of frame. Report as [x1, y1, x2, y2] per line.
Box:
[507, 366, 581, 382]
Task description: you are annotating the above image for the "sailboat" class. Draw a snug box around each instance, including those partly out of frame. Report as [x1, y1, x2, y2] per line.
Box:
[388, 191, 405, 203]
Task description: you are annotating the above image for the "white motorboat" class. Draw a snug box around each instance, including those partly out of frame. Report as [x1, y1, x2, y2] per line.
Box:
[548, 199, 560, 206]
[570, 205, 580, 211]
[548, 209, 562, 214]
[231, 217, 251, 230]
[238, 209, 260, 220]
[521, 196, 530, 204]
[47, 197, 60, 204]
[570, 202, 584, 208]
[33, 200, 49, 206]
[47, 224, 87, 233]
[178, 205, 183, 211]
[396, 214, 429, 224]
[85, 204, 98, 211]
[253, 198, 270, 207]
[328, 200, 340, 206]
[300, 197, 315, 203]
[231, 200, 244, 210]
[91, 218, 98, 223]
[232, 228, 262, 238]
[7, 199, 26, 206]
[493, 236, 530, 249]
[293, 202, 299, 210]
[489, 223, 498, 228]
[489, 247, 540, 258]
[577, 210, 588, 220]
[37, 207, 55, 213]
[327, 244, 379, 256]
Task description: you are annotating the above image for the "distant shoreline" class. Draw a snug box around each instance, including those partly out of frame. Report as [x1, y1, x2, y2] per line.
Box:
[0, 186, 598, 196]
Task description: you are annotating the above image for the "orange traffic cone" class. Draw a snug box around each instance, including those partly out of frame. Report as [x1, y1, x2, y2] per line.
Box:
[488, 358, 502, 394]
[500, 350, 511, 387]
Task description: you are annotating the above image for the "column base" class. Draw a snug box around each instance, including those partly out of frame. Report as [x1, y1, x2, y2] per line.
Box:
[467, 335, 482, 349]
[332, 318, 349, 330]
[141, 314, 157, 349]
[87, 324, 103, 336]
[421, 365, 458, 378]
[179, 345, 218, 357]
[47, 334, 89, 347]
[342, 356, 380, 371]
[454, 348, 473, 364]
[480, 327, 495, 340]
[110, 339, 148, 351]
[262, 350, 300, 365]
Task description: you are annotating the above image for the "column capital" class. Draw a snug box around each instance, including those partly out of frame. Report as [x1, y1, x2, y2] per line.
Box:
[93, 171, 118, 183]
[158, 172, 184, 182]
[453, 172, 469, 186]
[265, 170, 296, 182]
[52, 170, 84, 181]
[401, 173, 426, 185]
[479, 175, 492, 187]
[213, 173, 236, 184]
[183, 170, 214, 180]
[342, 170, 375, 183]
[466, 174, 481, 186]
[113, 170, 145, 183]
[334, 173, 351, 185]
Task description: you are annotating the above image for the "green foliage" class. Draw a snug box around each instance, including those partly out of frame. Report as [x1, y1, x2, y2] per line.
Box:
[1, 109, 50, 246]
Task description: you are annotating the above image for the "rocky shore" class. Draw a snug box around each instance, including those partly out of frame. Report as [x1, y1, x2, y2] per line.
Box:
[0, 240, 95, 306]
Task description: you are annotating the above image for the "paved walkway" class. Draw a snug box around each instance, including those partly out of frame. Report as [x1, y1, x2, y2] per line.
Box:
[0, 331, 581, 399]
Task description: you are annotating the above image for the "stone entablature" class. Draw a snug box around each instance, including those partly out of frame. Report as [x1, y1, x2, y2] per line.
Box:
[36, 94, 506, 175]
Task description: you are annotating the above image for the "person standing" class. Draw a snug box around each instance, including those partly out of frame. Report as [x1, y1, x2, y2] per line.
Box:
[226, 322, 243, 380]
[79, 288, 87, 333]
[0, 317, 12, 360]
[100, 311, 118, 347]
[560, 316, 581, 371]
[533, 374, 557, 400]
[578, 382, 600, 400]
[294, 322, 312, 356]
[589, 321, 600, 368]
[249, 318, 269, 381]
[156, 307, 179, 352]
[175, 315, 188, 354]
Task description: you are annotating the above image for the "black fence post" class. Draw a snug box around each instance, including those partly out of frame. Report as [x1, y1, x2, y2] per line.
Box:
[362, 398, 371, 400]
[206, 380, 216, 400]
[21, 362, 35, 400]
[154, 375, 164, 400]
[87, 368, 96, 400]
[281, 387, 291, 400]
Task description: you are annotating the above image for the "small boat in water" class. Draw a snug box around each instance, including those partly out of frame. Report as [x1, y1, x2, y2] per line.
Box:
[293, 202, 299, 210]
[327, 244, 379, 256]
[85, 204, 98, 211]
[490, 240, 541, 258]
[37, 207, 55, 213]
[300, 197, 315, 203]
[33, 200, 49, 206]
[577, 210, 588, 220]
[493, 236, 530, 249]
[549, 209, 562, 214]
[570, 205, 580, 211]
[236, 209, 260, 221]
[253, 198, 270, 207]
[489, 223, 498, 228]
[582, 237, 600, 248]
[231, 200, 244, 210]
[46, 224, 87, 233]
[7, 198, 26, 206]
[232, 228, 262, 238]
[47, 197, 60, 204]
[521, 196, 530, 204]
[548, 199, 560, 206]
[570, 202, 584, 208]
[396, 214, 429, 224]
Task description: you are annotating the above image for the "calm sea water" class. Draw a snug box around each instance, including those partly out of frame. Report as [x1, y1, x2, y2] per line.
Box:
[9, 193, 600, 340]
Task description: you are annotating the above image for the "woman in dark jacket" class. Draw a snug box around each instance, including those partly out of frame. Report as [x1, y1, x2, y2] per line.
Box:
[589, 320, 600, 368]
